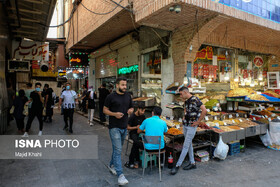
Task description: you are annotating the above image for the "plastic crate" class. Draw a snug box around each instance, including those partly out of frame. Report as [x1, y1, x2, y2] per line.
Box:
[228, 142, 240, 156]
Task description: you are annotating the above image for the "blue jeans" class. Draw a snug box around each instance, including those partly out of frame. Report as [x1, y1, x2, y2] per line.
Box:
[109, 128, 127, 176]
[176, 126, 197, 167]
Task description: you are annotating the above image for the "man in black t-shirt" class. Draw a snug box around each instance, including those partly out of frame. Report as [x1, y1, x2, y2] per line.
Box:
[98, 83, 110, 122]
[125, 106, 146, 169]
[22, 82, 44, 137]
[103, 77, 133, 186]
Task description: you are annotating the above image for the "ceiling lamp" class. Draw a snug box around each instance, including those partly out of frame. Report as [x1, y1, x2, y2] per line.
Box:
[183, 74, 188, 85]
[258, 71, 263, 81]
[224, 72, 230, 81]
[234, 74, 239, 82]
[250, 79, 255, 87]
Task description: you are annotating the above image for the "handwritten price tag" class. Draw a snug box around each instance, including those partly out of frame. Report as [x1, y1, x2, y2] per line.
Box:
[253, 117, 256, 121]
[176, 125, 180, 129]
[215, 123, 219, 127]
[205, 116, 209, 121]
[207, 109, 210, 113]
[268, 118, 272, 122]
[214, 116, 217, 120]
[239, 119, 243, 122]
[224, 122, 227, 126]
[232, 120, 235, 123]
[229, 115, 233, 118]
[236, 114, 239, 117]
[245, 114, 247, 118]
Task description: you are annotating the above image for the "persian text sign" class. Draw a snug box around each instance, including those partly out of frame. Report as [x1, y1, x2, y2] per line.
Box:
[12, 40, 49, 61]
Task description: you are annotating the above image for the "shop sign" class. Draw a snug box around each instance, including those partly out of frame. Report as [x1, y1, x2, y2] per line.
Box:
[32, 60, 57, 77]
[147, 58, 161, 66]
[69, 52, 89, 67]
[118, 65, 139, 75]
[12, 40, 49, 61]
[70, 58, 81, 63]
[253, 56, 264, 67]
[194, 46, 226, 62]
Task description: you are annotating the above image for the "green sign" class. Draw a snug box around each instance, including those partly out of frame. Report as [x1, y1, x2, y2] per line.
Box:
[118, 65, 139, 75]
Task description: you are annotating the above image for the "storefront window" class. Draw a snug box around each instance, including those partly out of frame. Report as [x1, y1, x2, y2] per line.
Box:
[143, 50, 161, 75]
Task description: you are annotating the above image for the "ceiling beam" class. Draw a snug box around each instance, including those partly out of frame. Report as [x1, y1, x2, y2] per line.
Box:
[10, 24, 39, 29]
[9, 7, 43, 15]
[12, 30, 38, 35]
[9, 16, 41, 23]
[21, 0, 43, 4]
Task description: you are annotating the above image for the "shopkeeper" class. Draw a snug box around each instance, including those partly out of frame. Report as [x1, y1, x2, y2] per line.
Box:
[171, 87, 207, 175]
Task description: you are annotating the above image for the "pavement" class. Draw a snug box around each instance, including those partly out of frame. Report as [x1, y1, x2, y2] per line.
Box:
[1, 109, 280, 187]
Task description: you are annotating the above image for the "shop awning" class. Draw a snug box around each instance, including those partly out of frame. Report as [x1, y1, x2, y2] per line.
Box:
[3, 0, 56, 41]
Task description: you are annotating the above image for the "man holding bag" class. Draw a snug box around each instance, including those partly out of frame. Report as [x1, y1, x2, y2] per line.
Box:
[171, 87, 207, 175]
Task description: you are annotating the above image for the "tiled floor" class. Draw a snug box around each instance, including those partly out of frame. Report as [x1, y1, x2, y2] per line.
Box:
[1, 110, 280, 187]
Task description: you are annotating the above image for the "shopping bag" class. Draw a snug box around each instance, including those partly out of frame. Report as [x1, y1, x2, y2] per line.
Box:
[43, 107, 46, 116]
[10, 106, 15, 114]
[260, 129, 272, 146]
[214, 136, 229, 160]
[23, 105, 28, 116]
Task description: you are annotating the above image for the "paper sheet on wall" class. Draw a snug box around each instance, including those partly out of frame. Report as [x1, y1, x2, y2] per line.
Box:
[247, 61, 252, 70]
[213, 56, 217, 65]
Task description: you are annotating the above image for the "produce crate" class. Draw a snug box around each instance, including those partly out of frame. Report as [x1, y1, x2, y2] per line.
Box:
[228, 142, 240, 156]
[252, 121, 268, 134]
[245, 125, 261, 137]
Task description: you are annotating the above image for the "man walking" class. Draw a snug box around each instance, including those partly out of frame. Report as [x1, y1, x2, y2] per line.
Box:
[87, 86, 97, 126]
[98, 83, 110, 123]
[81, 84, 88, 113]
[103, 77, 133, 186]
[58, 82, 78, 133]
[22, 83, 44, 137]
[171, 87, 207, 175]
[25, 83, 33, 114]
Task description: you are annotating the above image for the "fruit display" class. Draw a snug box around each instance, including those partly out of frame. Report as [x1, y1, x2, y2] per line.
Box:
[207, 111, 220, 116]
[220, 126, 235, 132]
[227, 88, 256, 97]
[167, 128, 183, 135]
[211, 95, 226, 100]
[263, 90, 280, 98]
[247, 94, 269, 101]
[228, 126, 242, 130]
[257, 118, 269, 124]
[205, 99, 219, 109]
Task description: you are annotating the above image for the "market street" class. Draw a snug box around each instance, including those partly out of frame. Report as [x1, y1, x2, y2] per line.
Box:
[0, 110, 279, 187]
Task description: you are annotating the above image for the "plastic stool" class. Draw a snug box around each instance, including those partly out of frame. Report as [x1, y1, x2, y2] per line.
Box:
[139, 150, 157, 169]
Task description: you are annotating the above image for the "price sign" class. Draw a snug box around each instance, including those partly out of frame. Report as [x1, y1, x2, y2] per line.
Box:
[214, 116, 217, 120]
[262, 116, 265, 119]
[206, 123, 210, 127]
[224, 122, 227, 126]
[207, 109, 210, 112]
[277, 116, 280, 120]
[205, 116, 209, 121]
[232, 120, 235, 123]
[275, 107, 279, 110]
[271, 113, 276, 117]
[265, 115, 268, 118]
[253, 117, 256, 121]
[176, 125, 180, 129]
[268, 118, 272, 122]
[245, 114, 247, 118]
[215, 123, 219, 127]
[239, 119, 243, 122]
[236, 114, 239, 117]
[229, 114, 233, 118]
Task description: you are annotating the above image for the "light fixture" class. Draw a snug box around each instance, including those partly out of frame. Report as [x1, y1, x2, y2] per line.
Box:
[183, 74, 188, 85]
[241, 81, 245, 86]
[224, 72, 230, 81]
[234, 74, 239, 82]
[225, 50, 229, 57]
[250, 79, 255, 87]
[174, 5, 181, 13]
[169, 6, 175, 12]
[189, 45, 193, 53]
[258, 71, 263, 81]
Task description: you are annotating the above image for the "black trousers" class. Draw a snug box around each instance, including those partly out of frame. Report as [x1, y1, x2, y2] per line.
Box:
[129, 134, 143, 164]
[26, 109, 43, 132]
[64, 108, 74, 130]
[15, 118, 25, 130]
[99, 102, 106, 122]
[81, 99, 87, 113]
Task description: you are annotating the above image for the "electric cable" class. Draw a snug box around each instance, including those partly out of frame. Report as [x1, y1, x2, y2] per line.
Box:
[110, 0, 133, 13]
[80, 0, 123, 15]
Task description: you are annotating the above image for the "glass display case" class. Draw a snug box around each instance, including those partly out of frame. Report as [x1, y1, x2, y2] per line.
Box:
[141, 77, 162, 105]
[267, 72, 280, 89]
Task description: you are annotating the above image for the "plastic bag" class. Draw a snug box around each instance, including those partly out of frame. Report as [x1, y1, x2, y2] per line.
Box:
[214, 136, 229, 160]
[260, 129, 272, 146]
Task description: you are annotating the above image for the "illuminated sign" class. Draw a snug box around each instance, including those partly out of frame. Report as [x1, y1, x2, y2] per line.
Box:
[118, 65, 139, 75]
[194, 46, 226, 62]
[70, 58, 81, 63]
[253, 56, 264, 67]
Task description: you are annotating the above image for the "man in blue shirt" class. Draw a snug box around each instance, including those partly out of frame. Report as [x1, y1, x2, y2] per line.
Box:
[137, 106, 167, 150]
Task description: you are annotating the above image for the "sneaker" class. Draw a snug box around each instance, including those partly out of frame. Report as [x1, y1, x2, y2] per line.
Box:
[22, 132, 29, 138]
[38, 131, 42, 136]
[107, 165, 117, 175]
[170, 166, 180, 175]
[124, 161, 134, 169]
[118, 174, 129, 186]
[90, 123, 93, 126]
[69, 129, 73, 133]
[183, 163, 196, 170]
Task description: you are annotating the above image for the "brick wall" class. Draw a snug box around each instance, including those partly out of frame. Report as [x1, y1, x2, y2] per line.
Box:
[171, 15, 229, 82]
[66, 0, 129, 50]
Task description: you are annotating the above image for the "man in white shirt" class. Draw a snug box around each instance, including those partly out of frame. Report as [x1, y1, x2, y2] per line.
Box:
[58, 82, 78, 133]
